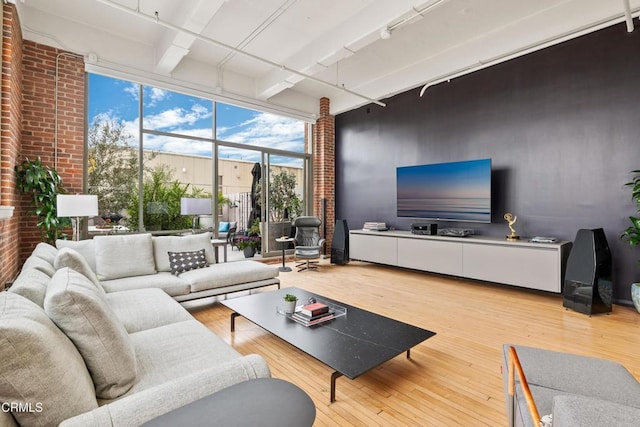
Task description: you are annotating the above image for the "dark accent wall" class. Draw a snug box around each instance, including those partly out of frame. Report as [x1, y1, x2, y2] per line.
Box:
[336, 21, 640, 303]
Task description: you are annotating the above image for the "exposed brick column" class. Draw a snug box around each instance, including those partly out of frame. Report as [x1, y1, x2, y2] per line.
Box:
[0, 3, 23, 289]
[313, 97, 335, 255]
[18, 41, 85, 262]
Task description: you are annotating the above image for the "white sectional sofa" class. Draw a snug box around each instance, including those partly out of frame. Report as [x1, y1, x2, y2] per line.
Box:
[55, 232, 280, 301]
[1, 241, 272, 426]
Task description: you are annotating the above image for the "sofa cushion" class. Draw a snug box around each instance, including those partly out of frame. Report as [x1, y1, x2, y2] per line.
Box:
[101, 272, 190, 297]
[95, 234, 156, 280]
[7, 267, 51, 307]
[21, 254, 56, 277]
[182, 260, 279, 293]
[105, 289, 193, 333]
[119, 320, 242, 398]
[54, 247, 102, 289]
[152, 233, 216, 272]
[32, 241, 58, 265]
[218, 221, 230, 232]
[45, 268, 137, 399]
[168, 249, 208, 275]
[552, 394, 640, 426]
[56, 239, 97, 272]
[0, 292, 98, 426]
[508, 345, 640, 409]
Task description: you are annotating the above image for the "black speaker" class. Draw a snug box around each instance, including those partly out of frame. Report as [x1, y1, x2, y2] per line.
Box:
[331, 220, 349, 265]
[563, 228, 612, 315]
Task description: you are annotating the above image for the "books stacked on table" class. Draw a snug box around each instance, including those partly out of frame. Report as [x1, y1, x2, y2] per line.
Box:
[291, 302, 334, 326]
[362, 222, 388, 231]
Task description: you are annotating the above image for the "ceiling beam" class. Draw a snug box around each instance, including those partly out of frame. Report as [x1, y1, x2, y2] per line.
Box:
[255, 0, 447, 101]
[154, 0, 226, 76]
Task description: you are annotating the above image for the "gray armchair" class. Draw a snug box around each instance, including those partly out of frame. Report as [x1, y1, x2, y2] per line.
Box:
[292, 216, 325, 271]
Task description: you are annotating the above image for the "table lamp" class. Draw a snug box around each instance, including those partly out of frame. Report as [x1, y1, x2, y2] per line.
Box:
[180, 198, 212, 232]
[57, 194, 98, 241]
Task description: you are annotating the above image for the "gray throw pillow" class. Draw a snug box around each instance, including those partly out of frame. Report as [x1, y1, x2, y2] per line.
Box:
[54, 247, 102, 290]
[44, 268, 137, 399]
[168, 249, 207, 275]
[0, 292, 98, 426]
[56, 239, 97, 272]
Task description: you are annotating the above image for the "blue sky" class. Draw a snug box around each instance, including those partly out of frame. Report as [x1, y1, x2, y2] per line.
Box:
[88, 74, 305, 162]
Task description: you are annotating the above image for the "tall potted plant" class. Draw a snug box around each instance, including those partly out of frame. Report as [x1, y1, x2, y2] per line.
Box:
[15, 157, 69, 243]
[256, 170, 302, 253]
[621, 169, 640, 311]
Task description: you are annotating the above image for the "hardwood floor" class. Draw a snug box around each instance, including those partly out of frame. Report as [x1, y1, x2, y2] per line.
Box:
[187, 259, 640, 426]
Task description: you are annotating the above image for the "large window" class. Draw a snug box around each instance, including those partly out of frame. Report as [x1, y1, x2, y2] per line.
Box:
[87, 74, 311, 255]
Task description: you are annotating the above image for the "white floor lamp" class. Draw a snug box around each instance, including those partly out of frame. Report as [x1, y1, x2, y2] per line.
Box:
[57, 194, 98, 241]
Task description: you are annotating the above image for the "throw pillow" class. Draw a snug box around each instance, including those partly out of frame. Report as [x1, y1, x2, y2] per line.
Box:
[56, 239, 97, 272]
[0, 292, 98, 426]
[54, 247, 103, 291]
[44, 267, 137, 399]
[168, 249, 207, 275]
[218, 221, 230, 232]
[152, 232, 215, 271]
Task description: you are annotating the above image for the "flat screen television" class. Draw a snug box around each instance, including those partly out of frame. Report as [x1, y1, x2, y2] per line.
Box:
[396, 158, 491, 223]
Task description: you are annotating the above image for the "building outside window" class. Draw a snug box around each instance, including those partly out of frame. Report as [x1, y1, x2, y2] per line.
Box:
[87, 74, 311, 255]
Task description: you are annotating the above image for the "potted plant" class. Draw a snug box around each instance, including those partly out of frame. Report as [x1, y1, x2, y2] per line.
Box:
[283, 293, 298, 314]
[236, 236, 261, 258]
[621, 169, 640, 312]
[256, 170, 303, 253]
[15, 157, 69, 243]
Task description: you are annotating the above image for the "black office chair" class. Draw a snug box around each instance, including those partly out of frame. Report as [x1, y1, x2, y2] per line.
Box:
[292, 216, 325, 271]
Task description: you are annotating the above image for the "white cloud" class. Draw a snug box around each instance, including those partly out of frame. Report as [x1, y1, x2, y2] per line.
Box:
[147, 87, 169, 106]
[142, 105, 212, 130]
[217, 112, 305, 153]
[123, 83, 139, 101]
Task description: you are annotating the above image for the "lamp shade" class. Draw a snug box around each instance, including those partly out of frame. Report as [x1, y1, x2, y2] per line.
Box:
[57, 194, 98, 217]
[180, 198, 212, 215]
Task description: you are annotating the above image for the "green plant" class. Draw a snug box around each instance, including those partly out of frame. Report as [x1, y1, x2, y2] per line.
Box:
[15, 157, 69, 243]
[247, 219, 261, 237]
[257, 170, 303, 222]
[283, 293, 298, 302]
[622, 170, 640, 255]
[126, 165, 205, 231]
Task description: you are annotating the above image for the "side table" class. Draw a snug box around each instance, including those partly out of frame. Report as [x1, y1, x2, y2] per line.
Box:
[275, 236, 295, 272]
[142, 378, 315, 427]
[211, 238, 227, 263]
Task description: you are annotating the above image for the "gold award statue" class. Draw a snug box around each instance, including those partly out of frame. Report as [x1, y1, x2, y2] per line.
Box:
[504, 213, 520, 241]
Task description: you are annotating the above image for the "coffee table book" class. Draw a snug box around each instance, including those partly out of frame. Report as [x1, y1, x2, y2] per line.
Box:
[291, 312, 334, 327]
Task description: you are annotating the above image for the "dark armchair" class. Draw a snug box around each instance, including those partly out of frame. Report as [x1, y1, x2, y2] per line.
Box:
[292, 216, 325, 271]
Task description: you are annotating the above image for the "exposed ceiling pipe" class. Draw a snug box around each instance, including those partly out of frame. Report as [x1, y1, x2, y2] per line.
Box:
[420, 6, 640, 97]
[96, 0, 386, 107]
[624, 0, 634, 32]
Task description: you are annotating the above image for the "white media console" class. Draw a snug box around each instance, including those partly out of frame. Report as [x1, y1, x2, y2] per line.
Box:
[349, 230, 571, 293]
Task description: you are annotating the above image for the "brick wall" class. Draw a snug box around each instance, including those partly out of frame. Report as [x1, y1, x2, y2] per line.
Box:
[19, 41, 85, 261]
[313, 97, 335, 253]
[0, 2, 85, 283]
[0, 3, 23, 289]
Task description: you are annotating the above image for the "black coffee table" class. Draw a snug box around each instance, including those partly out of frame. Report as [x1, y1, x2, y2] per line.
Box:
[221, 287, 436, 402]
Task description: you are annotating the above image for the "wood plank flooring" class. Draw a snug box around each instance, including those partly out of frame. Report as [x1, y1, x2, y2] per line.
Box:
[186, 259, 640, 426]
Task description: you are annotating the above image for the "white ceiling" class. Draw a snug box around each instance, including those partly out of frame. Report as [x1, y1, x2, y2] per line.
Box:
[13, 0, 640, 121]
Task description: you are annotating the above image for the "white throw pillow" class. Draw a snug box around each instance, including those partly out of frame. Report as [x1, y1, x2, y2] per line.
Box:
[94, 234, 156, 280]
[54, 247, 102, 290]
[56, 239, 97, 272]
[0, 292, 98, 426]
[44, 268, 137, 399]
